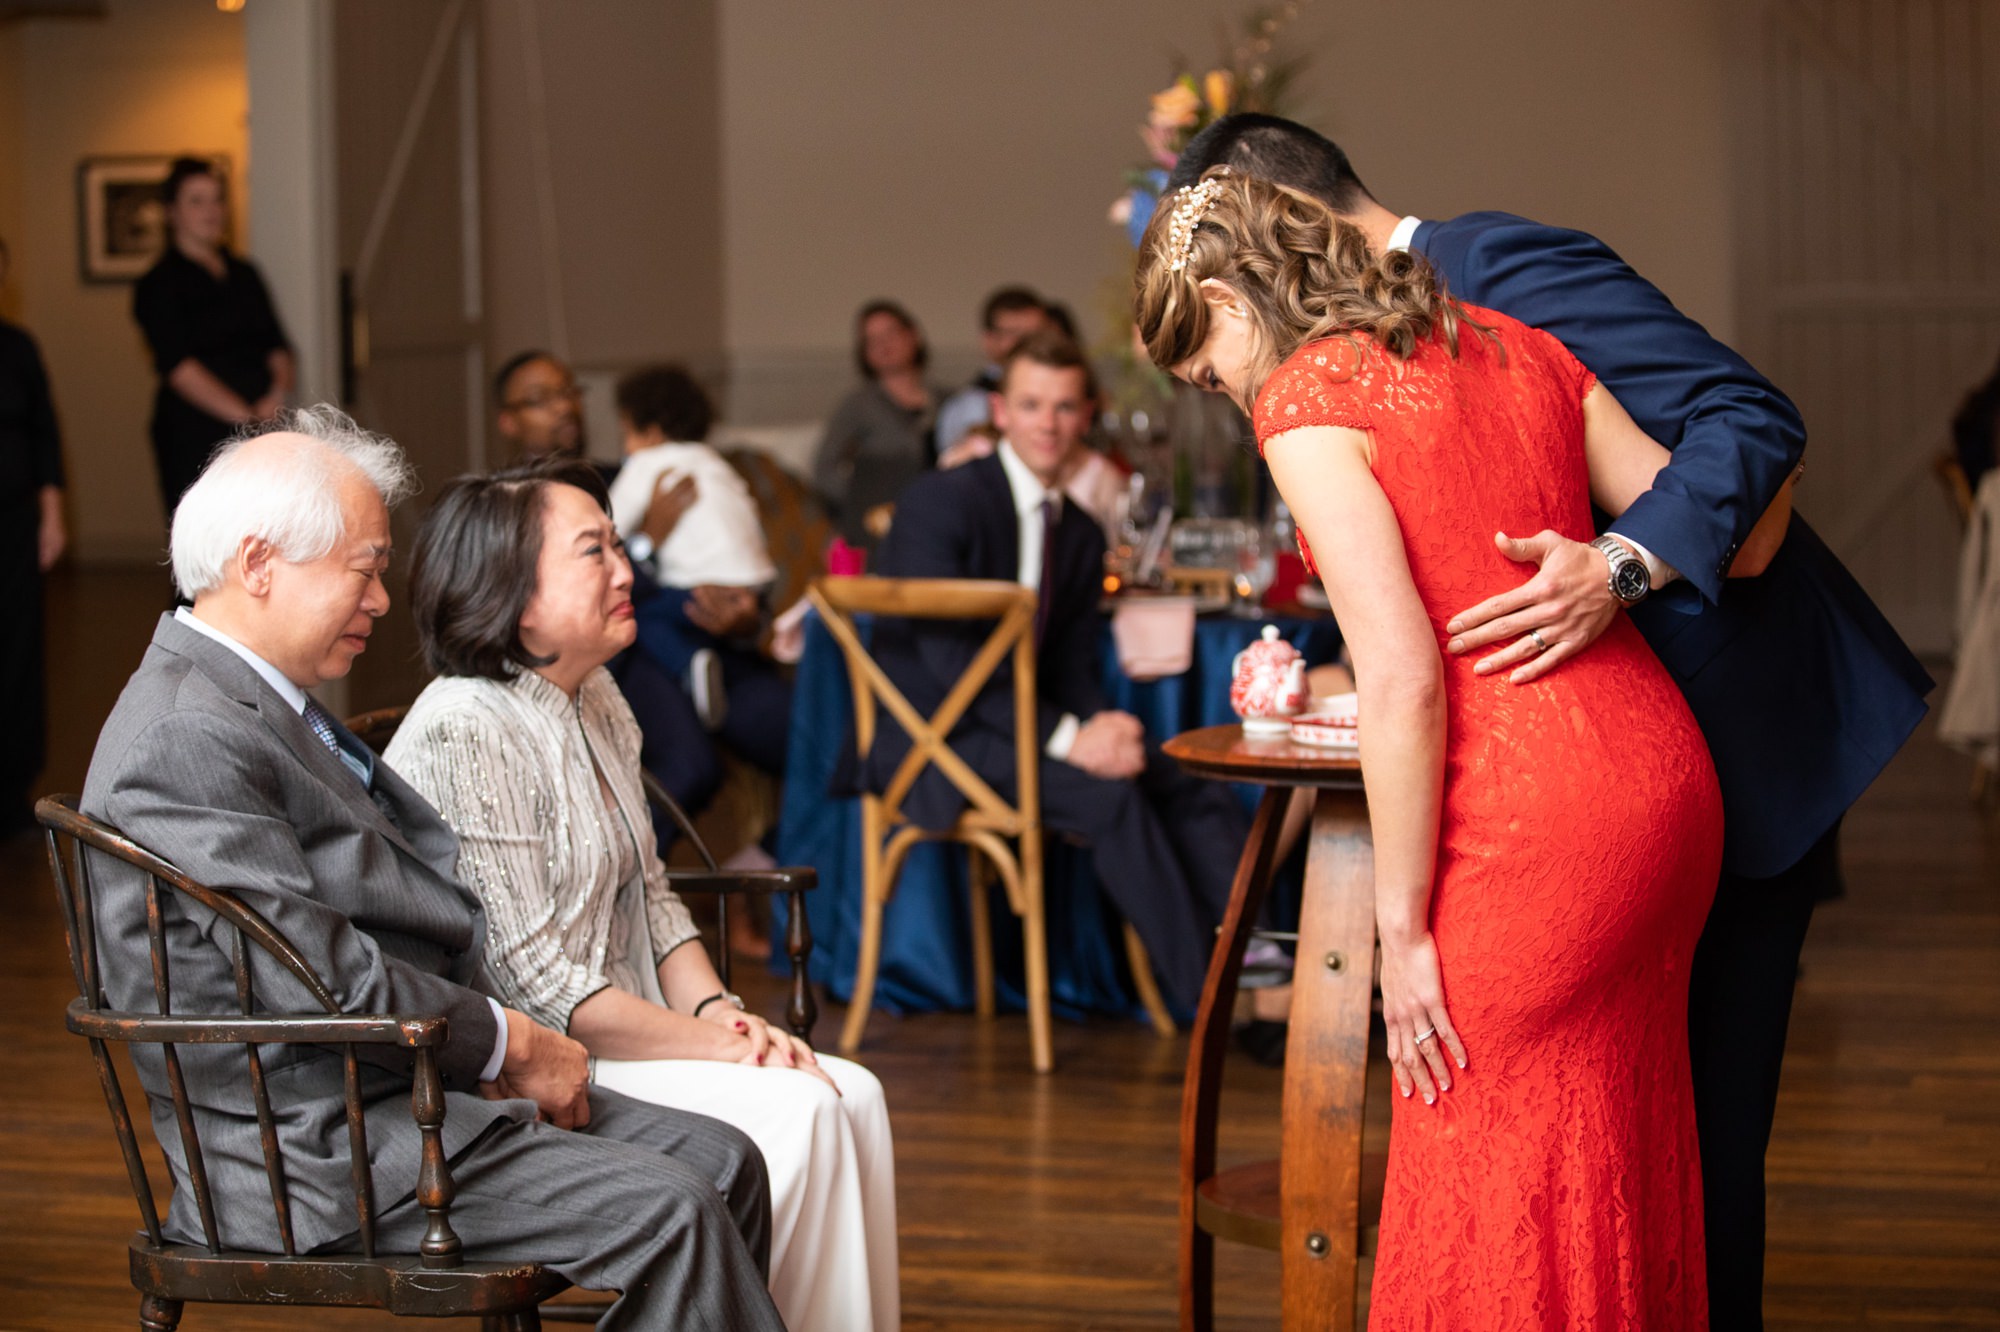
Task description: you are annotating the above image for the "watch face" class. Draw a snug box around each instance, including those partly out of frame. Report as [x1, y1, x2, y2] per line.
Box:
[1611, 559, 1650, 602]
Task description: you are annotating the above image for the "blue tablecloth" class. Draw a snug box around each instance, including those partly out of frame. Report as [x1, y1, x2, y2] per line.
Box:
[773, 611, 1341, 1020]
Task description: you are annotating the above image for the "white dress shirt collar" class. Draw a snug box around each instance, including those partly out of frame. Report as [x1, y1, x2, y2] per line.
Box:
[996, 441, 1062, 591]
[175, 606, 308, 715]
[996, 440, 1060, 515]
[1386, 215, 1423, 253]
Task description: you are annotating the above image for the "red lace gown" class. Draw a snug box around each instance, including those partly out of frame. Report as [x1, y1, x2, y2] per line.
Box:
[1254, 310, 1722, 1330]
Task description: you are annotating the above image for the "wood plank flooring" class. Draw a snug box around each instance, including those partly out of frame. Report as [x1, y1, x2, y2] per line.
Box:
[0, 566, 1993, 1330]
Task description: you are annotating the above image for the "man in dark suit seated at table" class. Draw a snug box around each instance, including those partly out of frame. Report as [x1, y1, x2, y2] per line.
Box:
[1169, 114, 1933, 1330]
[81, 406, 784, 1331]
[870, 330, 1246, 1013]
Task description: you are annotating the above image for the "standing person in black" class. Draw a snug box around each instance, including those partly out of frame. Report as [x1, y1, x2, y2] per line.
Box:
[0, 236, 67, 834]
[132, 157, 292, 518]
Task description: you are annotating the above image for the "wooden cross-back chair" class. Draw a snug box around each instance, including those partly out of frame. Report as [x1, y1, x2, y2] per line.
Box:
[344, 706, 817, 1038]
[36, 794, 573, 1330]
[807, 576, 1175, 1074]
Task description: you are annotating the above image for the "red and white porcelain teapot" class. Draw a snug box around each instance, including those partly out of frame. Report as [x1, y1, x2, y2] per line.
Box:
[1229, 625, 1309, 736]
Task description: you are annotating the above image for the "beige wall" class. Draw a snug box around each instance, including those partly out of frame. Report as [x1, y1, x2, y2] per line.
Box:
[480, 0, 723, 461]
[718, 0, 1734, 422]
[10, 0, 1740, 552]
[5, 0, 248, 563]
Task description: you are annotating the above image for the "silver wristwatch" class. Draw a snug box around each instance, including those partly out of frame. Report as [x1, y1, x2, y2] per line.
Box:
[1589, 535, 1651, 606]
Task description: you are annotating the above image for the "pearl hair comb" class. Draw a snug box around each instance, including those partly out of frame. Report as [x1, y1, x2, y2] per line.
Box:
[1165, 169, 1229, 274]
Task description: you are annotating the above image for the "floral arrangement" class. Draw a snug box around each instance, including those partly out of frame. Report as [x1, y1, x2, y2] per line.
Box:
[1108, 3, 1314, 248]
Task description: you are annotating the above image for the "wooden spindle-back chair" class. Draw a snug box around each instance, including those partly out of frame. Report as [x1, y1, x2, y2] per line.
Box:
[36, 794, 571, 1330]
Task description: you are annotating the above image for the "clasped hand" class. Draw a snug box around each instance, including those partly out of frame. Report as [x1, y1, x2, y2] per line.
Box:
[1445, 531, 1618, 684]
[687, 584, 760, 639]
[703, 1006, 840, 1094]
[1066, 710, 1146, 780]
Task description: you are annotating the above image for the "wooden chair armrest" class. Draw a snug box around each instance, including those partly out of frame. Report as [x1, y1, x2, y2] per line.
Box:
[663, 867, 818, 896]
[66, 999, 447, 1048]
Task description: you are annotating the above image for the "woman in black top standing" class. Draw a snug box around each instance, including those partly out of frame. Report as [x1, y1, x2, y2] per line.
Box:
[0, 236, 65, 833]
[132, 157, 292, 516]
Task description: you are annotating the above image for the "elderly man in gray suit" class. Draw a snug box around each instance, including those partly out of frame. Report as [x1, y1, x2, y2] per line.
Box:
[81, 407, 786, 1331]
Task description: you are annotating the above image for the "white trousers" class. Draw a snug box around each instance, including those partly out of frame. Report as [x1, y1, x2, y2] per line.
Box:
[592, 1052, 899, 1332]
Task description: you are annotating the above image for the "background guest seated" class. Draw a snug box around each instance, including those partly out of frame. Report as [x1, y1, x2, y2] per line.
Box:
[493, 348, 619, 486]
[932, 285, 1049, 458]
[388, 458, 899, 1332]
[814, 300, 938, 546]
[871, 330, 1245, 1014]
[608, 365, 792, 791]
[83, 408, 783, 1330]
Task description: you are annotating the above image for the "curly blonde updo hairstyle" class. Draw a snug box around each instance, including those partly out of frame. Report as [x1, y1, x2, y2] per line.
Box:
[1133, 168, 1488, 399]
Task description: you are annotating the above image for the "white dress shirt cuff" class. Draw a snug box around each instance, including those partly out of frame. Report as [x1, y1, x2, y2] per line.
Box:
[1045, 713, 1080, 762]
[1602, 533, 1679, 588]
[479, 998, 509, 1083]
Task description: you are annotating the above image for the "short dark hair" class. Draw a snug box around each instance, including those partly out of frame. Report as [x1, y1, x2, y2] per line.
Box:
[853, 299, 928, 380]
[493, 349, 560, 409]
[999, 327, 1098, 403]
[1168, 114, 1372, 213]
[981, 285, 1044, 331]
[161, 156, 220, 207]
[615, 364, 715, 443]
[408, 459, 611, 681]
[1042, 301, 1078, 341]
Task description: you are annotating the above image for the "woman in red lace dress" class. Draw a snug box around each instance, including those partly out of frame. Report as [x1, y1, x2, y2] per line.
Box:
[1133, 173, 1784, 1328]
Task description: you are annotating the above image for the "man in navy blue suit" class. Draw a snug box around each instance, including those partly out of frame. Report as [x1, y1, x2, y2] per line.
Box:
[869, 330, 1245, 1014]
[1171, 115, 1932, 1329]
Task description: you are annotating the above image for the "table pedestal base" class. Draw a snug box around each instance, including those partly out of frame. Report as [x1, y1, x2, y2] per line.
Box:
[1167, 725, 1378, 1332]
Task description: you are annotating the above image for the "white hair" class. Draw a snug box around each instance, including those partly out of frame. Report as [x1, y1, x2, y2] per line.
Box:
[169, 405, 418, 598]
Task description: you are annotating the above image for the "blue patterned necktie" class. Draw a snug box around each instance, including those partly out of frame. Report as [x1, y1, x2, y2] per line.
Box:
[302, 697, 344, 761]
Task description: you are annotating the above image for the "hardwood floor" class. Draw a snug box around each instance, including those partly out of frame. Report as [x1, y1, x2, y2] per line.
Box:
[1, 566, 1993, 1330]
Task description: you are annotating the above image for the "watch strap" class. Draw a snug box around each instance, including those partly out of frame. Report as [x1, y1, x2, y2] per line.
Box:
[691, 991, 745, 1019]
[1590, 535, 1649, 605]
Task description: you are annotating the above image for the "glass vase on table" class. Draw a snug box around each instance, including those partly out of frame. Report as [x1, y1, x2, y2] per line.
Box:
[1230, 522, 1276, 616]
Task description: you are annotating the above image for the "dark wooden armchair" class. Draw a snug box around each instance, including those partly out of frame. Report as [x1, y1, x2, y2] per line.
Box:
[344, 706, 817, 1037]
[36, 793, 570, 1330]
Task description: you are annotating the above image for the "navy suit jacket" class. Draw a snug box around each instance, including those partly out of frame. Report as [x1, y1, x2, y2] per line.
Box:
[866, 453, 1109, 830]
[1415, 212, 1932, 877]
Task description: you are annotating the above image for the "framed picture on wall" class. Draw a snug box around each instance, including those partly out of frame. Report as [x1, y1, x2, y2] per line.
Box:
[75, 155, 231, 283]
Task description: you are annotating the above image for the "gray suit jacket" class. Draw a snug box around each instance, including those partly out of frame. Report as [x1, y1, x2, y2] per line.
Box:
[81, 614, 531, 1253]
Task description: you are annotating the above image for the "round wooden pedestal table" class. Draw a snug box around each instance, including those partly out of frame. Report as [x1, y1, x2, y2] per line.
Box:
[1161, 724, 1380, 1332]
